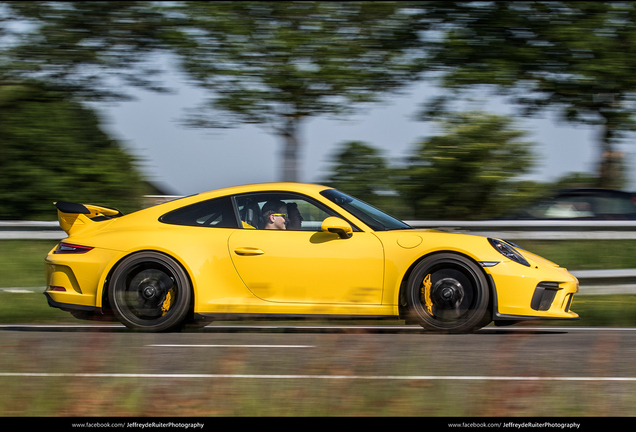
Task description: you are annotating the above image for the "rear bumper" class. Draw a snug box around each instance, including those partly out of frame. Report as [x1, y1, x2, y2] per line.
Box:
[44, 246, 122, 310]
[44, 291, 118, 322]
[43, 291, 95, 312]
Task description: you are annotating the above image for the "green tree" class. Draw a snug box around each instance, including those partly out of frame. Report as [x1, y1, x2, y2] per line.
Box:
[400, 111, 536, 220]
[165, 1, 424, 182]
[0, 83, 147, 220]
[417, 1, 636, 189]
[2, 2, 426, 186]
[325, 141, 397, 208]
[0, 2, 165, 219]
[1, 1, 169, 100]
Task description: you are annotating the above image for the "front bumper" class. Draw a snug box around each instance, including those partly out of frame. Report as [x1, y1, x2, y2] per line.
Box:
[485, 260, 579, 322]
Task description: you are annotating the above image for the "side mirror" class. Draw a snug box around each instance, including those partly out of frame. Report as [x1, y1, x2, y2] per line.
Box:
[321, 217, 353, 239]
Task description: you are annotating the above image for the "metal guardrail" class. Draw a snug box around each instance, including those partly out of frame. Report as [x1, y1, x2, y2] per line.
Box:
[0, 221, 64, 240]
[2, 220, 636, 294]
[570, 269, 636, 295]
[4, 219, 636, 240]
[406, 220, 636, 240]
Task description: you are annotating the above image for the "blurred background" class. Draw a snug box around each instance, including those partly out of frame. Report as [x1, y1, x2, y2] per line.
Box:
[4, 2, 636, 418]
[2, 1, 636, 222]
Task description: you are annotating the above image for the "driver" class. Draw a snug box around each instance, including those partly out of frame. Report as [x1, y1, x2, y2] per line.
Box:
[261, 200, 288, 230]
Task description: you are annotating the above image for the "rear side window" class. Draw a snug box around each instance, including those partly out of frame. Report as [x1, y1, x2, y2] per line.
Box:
[160, 197, 239, 228]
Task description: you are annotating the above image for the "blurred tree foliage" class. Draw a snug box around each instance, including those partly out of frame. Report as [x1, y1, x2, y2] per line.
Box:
[0, 83, 147, 220]
[324, 141, 408, 216]
[0, 2, 162, 220]
[327, 112, 541, 220]
[1, 1, 170, 100]
[325, 141, 391, 202]
[162, 1, 425, 182]
[399, 112, 537, 220]
[417, 1, 636, 189]
[4, 2, 636, 221]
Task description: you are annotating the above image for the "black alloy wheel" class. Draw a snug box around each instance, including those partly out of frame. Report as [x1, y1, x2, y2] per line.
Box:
[406, 253, 491, 333]
[108, 252, 192, 332]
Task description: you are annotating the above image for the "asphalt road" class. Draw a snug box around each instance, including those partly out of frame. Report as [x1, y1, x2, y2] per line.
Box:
[2, 323, 636, 379]
[2, 324, 636, 417]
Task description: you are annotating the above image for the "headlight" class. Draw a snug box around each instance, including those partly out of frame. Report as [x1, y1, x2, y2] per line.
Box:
[488, 238, 530, 267]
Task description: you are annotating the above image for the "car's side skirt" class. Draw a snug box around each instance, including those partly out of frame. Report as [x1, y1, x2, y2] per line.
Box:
[196, 313, 401, 322]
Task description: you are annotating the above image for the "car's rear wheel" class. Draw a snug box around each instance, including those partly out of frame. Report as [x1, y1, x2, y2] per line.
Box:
[108, 252, 192, 332]
[406, 253, 490, 333]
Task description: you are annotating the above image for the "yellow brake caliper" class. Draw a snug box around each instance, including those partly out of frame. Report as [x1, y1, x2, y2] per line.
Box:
[420, 274, 433, 315]
[161, 286, 176, 315]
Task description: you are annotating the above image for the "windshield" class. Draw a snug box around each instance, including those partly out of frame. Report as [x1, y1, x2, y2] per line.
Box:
[320, 189, 411, 231]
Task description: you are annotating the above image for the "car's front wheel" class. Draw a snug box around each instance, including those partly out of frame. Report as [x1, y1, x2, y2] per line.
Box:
[108, 252, 192, 332]
[406, 253, 491, 333]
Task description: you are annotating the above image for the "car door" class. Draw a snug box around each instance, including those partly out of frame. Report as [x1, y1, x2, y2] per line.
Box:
[228, 193, 385, 305]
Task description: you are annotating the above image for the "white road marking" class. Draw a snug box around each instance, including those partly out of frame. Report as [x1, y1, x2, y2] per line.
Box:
[481, 326, 636, 332]
[0, 288, 40, 293]
[147, 344, 314, 348]
[2, 325, 636, 383]
[1, 372, 636, 382]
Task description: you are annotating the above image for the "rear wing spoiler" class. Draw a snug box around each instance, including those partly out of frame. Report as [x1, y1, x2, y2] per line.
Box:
[54, 201, 123, 236]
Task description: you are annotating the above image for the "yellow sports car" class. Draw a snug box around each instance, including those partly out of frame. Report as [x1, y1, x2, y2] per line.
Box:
[44, 182, 579, 332]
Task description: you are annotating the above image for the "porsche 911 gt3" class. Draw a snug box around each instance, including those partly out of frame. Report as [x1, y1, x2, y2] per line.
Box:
[44, 183, 579, 332]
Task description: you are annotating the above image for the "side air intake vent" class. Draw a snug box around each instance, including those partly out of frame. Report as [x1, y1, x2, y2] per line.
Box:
[531, 282, 561, 311]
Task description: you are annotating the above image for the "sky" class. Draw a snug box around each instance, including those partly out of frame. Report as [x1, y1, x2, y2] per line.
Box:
[95, 67, 623, 197]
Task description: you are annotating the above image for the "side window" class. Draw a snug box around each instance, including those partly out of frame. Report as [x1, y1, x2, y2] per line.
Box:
[543, 197, 594, 219]
[235, 192, 339, 231]
[160, 196, 239, 228]
[591, 196, 636, 216]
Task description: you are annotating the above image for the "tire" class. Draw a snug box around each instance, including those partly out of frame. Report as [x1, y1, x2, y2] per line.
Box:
[108, 252, 192, 332]
[406, 253, 490, 333]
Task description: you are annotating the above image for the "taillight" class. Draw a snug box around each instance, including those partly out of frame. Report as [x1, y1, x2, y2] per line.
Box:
[54, 243, 94, 254]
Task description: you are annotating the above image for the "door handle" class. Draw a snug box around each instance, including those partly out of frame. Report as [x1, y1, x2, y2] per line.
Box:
[234, 247, 265, 256]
